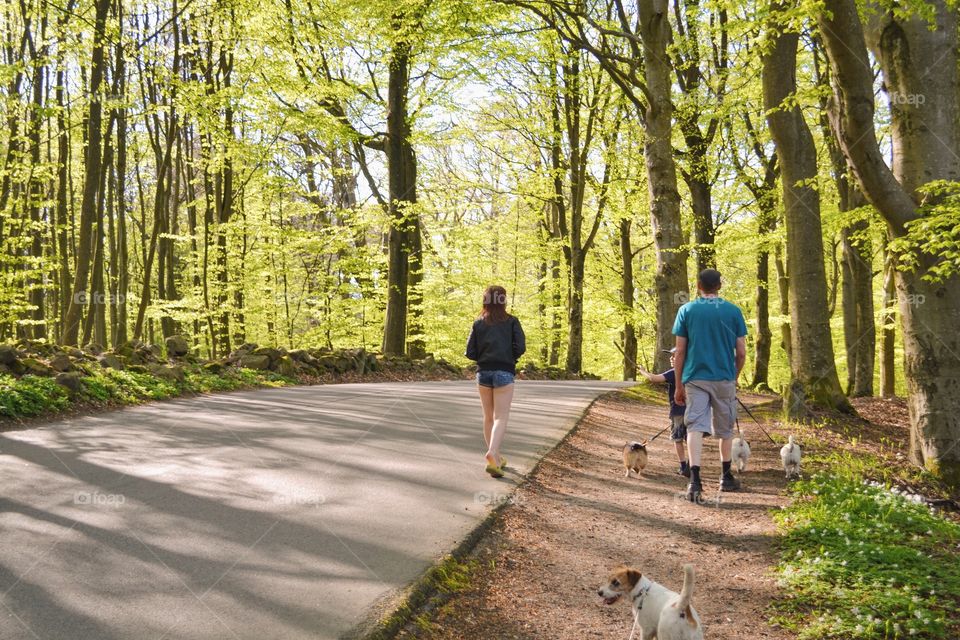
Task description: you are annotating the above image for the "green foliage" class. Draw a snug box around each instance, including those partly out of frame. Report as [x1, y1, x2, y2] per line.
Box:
[0, 375, 70, 418]
[889, 181, 960, 283]
[83, 370, 180, 403]
[773, 457, 960, 639]
[0, 366, 295, 423]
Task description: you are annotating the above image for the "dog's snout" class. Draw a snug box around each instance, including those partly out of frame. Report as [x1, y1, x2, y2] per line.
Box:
[597, 588, 603, 596]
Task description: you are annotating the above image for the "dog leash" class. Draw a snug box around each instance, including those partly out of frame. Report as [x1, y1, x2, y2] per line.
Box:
[627, 609, 639, 640]
[736, 397, 780, 446]
[646, 422, 672, 443]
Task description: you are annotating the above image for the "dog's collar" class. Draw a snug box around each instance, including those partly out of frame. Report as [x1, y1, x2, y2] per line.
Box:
[630, 578, 652, 610]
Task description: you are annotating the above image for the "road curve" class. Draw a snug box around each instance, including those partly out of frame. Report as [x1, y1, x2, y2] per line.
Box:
[0, 380, 629, 640]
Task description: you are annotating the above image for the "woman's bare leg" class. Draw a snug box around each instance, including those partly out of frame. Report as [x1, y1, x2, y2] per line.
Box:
[478, 385, 495, 449]
[485, 384, 514, 466]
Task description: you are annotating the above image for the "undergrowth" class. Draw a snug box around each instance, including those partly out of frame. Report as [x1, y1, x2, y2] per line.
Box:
[0, 367, 294, 421]
[0, 375, 70, 418]
[773, 452, 960, 639]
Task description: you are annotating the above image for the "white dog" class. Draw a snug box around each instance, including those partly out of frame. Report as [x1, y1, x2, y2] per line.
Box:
[731, 432, 751, 472]
[598, 563, 703, 640]
[780, 435, 801, 479]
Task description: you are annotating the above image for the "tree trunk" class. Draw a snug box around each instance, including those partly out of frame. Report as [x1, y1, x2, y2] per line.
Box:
[639, 0, 689, 373]
[381, 16, 417, 356]
[54, 55, 71, 340]
[407, 218, 426, 358]
[819, 0, 960, 484]
[879, 243, 897, 397]
[840, 220, 875, 396]
[26, 14, 49, 339]
[61, 0, 111, 345]
[566, 252, 585, 373]
[114, 35, 128, 346]
[620, 218, 637, 381]
[774, 245, 792, 368]
[762, 7, 850, 415]
[752, 228, 774, 391]
[549, 258, 562, 366]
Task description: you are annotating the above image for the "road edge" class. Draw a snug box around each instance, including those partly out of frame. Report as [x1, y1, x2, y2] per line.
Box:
[341, 387, 631, 640]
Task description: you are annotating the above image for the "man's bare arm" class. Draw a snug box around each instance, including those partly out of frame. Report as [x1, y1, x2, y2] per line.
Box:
[674, 336, 688, 405]
[735, 336, 747, 383]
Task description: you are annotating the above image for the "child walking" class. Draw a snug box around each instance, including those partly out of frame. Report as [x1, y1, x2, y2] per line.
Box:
[637, 348, 690, 477]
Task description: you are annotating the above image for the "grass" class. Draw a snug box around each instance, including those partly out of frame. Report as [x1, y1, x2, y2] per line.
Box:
[0, 366, 295, 422]
[621, 382, 669, 406]
[772, 452, 960, 639]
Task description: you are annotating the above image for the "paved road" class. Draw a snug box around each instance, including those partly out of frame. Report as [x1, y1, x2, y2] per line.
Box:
[0, 380, 629, 640]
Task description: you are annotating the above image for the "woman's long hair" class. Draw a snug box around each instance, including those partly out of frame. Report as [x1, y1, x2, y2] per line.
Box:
[481, 285, 510, 324]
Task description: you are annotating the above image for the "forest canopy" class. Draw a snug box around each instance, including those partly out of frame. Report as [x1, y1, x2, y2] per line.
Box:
[1, 0, 959, 483]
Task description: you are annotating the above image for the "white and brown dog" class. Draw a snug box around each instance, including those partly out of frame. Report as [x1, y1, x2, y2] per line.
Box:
[622, 441, 649, 478]
[598, 563, 703, 640]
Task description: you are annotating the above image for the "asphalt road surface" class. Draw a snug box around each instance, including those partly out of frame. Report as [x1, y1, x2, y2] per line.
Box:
[0, 380, 629, 640]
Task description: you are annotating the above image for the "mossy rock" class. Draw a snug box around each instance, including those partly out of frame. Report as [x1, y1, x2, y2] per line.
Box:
[55, 371, 83, 393]
[0, 344, 20, 366]
[165, 335, 190, 357]
[99, 353, 125, 370]
[239, 354, 271, 370]
[273, 355, 298, 378]
[21, 357, 55, 377]
[84, 343, 105, 356]
[253, 346, 285, 361]
[203, 361, 226, 374]
[49, 354, 74, 372]
[149, 364, 185, 382]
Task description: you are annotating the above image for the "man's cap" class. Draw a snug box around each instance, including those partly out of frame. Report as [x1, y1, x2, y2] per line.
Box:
[662, 347, 677, 354]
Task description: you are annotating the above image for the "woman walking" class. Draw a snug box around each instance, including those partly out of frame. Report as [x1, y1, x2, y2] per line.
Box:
[466, 285, 526, 478]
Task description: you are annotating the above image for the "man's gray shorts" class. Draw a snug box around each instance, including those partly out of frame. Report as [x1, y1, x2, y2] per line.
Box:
[684, 380, 737, 439]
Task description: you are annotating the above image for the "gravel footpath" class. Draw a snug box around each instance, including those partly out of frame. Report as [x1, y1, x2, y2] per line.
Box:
[397, 388, 796, 640]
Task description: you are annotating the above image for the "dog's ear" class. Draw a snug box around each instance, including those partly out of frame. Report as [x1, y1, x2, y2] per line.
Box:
[624, 568, 641, 588]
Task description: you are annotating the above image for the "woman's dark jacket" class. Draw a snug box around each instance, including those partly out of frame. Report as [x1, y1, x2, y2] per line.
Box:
[465, 316, 526, 374]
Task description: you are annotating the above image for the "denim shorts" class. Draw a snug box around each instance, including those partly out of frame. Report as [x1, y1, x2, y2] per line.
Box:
[476, 370, 515, 388]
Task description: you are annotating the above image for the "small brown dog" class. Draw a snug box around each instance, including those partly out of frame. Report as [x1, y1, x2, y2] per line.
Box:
[622, 441, 648, 478]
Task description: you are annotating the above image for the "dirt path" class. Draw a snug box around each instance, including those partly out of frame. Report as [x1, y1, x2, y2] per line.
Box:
[399, 389, 795, 640]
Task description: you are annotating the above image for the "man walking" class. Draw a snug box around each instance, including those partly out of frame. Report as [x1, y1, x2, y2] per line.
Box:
[672, 269, 747, 502]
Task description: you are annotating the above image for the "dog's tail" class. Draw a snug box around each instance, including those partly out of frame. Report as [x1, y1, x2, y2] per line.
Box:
[678, 564, 696, 622]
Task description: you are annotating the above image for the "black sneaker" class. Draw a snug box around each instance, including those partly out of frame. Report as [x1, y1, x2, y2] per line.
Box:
[719, 472, 741, 492]
[677, 465, 691, 478]
[686, 479, 703, 502]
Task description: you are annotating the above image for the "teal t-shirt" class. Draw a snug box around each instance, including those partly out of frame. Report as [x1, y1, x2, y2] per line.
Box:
[671, 296, 747, 384]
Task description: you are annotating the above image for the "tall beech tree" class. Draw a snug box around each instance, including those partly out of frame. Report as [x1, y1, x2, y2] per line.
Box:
[762, 1, 849, 415]
[819, 0, 960, 484]
[62, 0, 112, 346]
